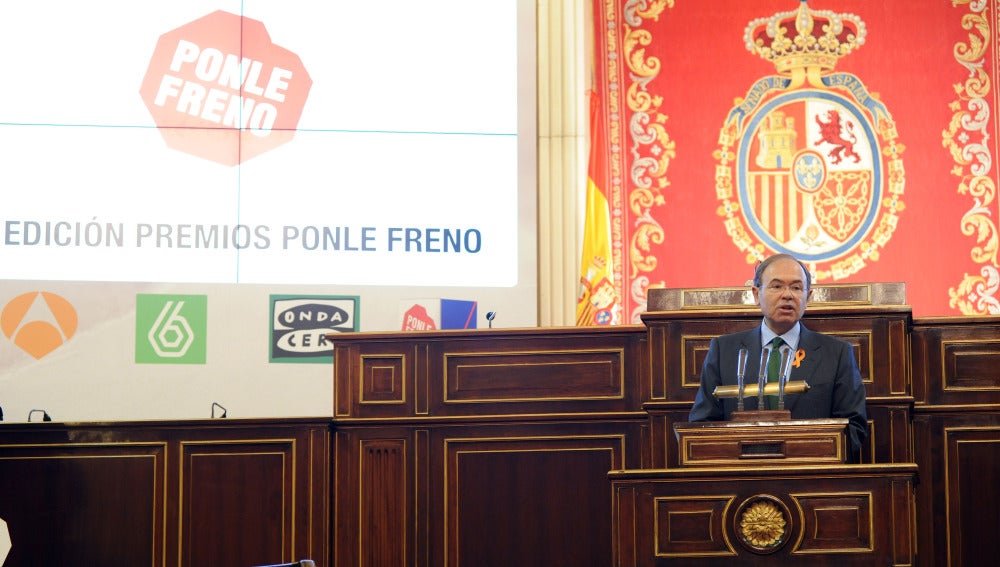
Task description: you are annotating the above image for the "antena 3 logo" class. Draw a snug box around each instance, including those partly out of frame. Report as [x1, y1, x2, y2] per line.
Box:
[1, 292, 78, 359]
[139, 10, 312, 166]
[136, 294, 207, 364]
[270, 296, 359, 363]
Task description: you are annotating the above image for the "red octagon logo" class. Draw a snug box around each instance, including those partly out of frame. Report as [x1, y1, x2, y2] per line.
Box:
[139, 11, 312, 166]
[402, 304, 437, 331]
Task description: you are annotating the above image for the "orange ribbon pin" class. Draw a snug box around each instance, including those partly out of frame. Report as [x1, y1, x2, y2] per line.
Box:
[791, 349, 806, 368]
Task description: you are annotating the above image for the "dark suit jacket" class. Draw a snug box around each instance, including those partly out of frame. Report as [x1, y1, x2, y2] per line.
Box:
[688, 324, 868, 459]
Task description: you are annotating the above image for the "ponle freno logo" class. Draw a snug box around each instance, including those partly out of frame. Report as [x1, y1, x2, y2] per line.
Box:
[139, 10, 312, 166]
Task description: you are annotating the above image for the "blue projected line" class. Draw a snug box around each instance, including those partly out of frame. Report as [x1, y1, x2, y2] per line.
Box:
[298, 128, 517, 137]
[0, 122, 516, 137]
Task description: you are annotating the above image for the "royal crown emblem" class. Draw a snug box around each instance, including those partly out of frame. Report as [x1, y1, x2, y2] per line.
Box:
[716, 0, 905, 280]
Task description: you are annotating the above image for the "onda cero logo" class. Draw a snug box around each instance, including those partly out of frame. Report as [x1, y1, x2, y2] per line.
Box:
[139, 10, 312, 166]
[1, 292, 78, 359]
[270, 296, 358, 363]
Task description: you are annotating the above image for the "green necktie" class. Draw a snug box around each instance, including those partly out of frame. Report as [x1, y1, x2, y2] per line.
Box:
[766, 337, 784, 410]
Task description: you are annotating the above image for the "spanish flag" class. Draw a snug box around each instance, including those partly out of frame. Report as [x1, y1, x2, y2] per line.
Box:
[576, 91, 620, 326]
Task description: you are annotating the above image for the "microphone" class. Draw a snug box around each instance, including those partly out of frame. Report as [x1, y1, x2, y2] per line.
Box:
[756, 345, 771, 409]
[486, 311, 496, 329]
[28, 409, 51, 422]
[211, 402, 227, 419]
[735, 347, 749, 411]
[776, 345, 794, 410]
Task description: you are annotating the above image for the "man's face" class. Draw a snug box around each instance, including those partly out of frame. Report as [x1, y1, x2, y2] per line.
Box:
[751, 258, 813, 334]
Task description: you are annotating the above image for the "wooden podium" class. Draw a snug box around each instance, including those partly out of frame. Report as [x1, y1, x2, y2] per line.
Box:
[674, 415, 849, 466]
[612, 413, 916, 565]
[610, 462, 917, 566]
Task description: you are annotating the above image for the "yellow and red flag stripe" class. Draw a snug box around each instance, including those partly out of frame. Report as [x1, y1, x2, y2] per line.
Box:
[576, 91, 620, 326]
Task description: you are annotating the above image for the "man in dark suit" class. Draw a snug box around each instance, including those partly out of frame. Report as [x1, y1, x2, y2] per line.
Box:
[688, 254, 868, 461]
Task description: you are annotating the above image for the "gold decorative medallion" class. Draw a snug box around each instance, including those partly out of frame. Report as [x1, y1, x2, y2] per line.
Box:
[734, 495, 790, 553]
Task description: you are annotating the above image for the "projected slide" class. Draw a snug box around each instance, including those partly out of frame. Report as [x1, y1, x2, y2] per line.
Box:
[0, 1, 521, 287]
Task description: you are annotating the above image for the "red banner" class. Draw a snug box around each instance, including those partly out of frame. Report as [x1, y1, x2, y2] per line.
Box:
[593, 0, 999, 320]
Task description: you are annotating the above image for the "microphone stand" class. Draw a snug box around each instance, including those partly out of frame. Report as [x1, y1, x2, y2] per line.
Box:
[717, 343, 807, 421]
[755, 345, 771, 411]
[776, 346, 794, 410]
[735, 347, 749, 412]
[211, 402, 227, 419]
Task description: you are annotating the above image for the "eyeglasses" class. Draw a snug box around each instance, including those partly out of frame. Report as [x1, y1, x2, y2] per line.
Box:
[763, 282, 807, 294]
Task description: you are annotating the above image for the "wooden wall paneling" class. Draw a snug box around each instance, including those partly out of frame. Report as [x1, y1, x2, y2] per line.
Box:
[910, 326, 932, 405]
[415, 428, 431, 567]
[334, 343, 359, 417]
[911, 317, 1000, 566]
[643, 313, 763, 468]
[0, 439, 166, 567]
[912, 413, 1000, 567]
[912, 319, 1000, 407]
[333, 426, 413, 567]
[890, 316, 911, 395]
[646, 323, 669, 401]
[435, 422, 640, 567]
[171, 421, 329, 567]
[643, 314, 759, 407]
[611, 483, 639, 567]
[807, 313, 913, 465]
[306, 426, 332, 567]
[863, 403, 914, 464]
[11, 308, 1000, 567]
[891, 473, 918, 566]
[911, 415, 938, 567]
[331, 327, 650, 421]
[643, 405, 688, 469]
[361, 438, 407, 566]
[945, 422, 1000, 567]
[180, 439, 294, 567]
[329, 326, 651, 567]
[430, 329, 646, 417]
[331, 419, 646, 567]
[0, 420, 330, 567]
[441, 347, 625, 403]
[798, 311, 910, 400]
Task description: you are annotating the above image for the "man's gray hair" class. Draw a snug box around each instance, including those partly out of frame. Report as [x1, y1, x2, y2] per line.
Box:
[752, 254, 812, 290]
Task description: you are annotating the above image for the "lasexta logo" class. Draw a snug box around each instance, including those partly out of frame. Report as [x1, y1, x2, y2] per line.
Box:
[136, 294, 207, 364]
[139, 10, 312, 165]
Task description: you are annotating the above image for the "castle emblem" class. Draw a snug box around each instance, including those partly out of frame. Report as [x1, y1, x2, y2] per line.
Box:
[715, 0, 905, 280]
